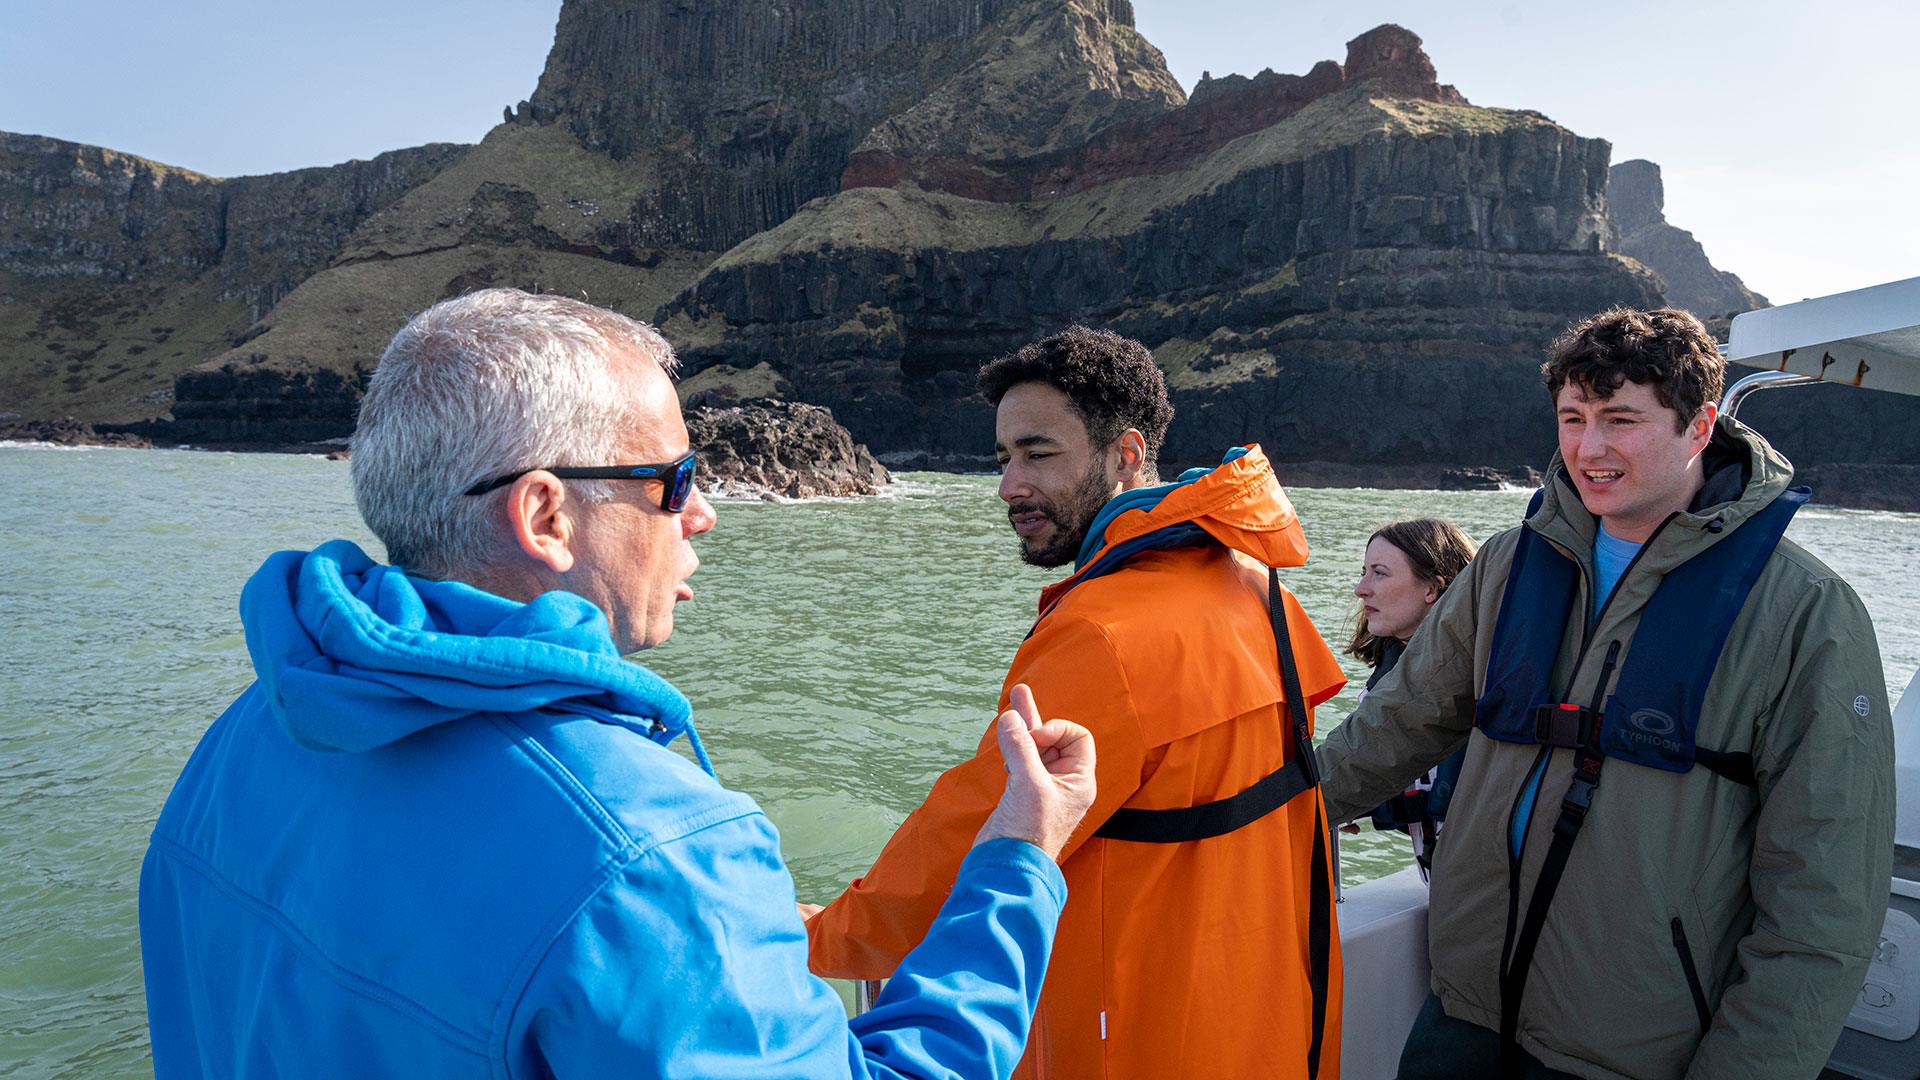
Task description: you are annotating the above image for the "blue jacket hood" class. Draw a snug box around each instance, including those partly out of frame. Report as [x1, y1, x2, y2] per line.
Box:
[146, 538, 1062, 1077]
[240, 539, 704, 765]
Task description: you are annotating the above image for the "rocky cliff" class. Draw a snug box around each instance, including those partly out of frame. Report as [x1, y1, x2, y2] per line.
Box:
[143, 121, 714, 445]
[7, 2, 1918, 504]
[665, 26, 1662, 469]
[842, 23, 1462, 202]
[0, 133, 462, 424]
[114, 0, 1183, 446]
[1608, 158, 1767, 319]
[519, 0, 1179, 250]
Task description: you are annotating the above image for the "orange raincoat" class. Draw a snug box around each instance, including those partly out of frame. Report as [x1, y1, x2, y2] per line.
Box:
[807, 446, 1347, 1079]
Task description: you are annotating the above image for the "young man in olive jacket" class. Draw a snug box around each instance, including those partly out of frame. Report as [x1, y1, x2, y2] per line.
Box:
[1316, 307, 1894, 1080]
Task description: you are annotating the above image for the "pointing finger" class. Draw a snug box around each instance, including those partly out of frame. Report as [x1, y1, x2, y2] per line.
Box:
[1009, 683, 1042, 731]
[994, 708, 1048, 786]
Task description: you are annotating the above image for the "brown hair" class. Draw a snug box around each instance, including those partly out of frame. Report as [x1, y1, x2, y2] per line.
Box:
[1347, 518, 1478, 667]
[1542, 307, 1725, 433]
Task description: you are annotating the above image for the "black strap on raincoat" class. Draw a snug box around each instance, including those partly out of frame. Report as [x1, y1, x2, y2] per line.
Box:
[1092, 568, 1333, 1079]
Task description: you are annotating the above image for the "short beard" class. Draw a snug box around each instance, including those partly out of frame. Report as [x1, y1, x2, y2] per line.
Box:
[1010, 462, 1115, 568]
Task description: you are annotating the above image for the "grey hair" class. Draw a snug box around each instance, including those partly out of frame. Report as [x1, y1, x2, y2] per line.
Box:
[350, 288, 677, 577]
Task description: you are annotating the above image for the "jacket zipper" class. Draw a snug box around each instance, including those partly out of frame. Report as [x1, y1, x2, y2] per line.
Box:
[1587, 641, 1622, 715]
[1500, 510, 1672, 978]
[1670, 917, 1712, 1033]
[1552, 510, 1679, 698]
[1499, 745, 1548, 975]
[1503, 509, 1669, 860]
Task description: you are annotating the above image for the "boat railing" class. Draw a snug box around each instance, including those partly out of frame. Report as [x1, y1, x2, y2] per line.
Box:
[1720, 369, 1818, 416]
[852, 978, 884, 1015]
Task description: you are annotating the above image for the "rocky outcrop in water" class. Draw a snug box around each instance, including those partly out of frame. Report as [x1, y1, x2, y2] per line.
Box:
[687, 400, 890, 498]
[1607, 158, 1767, 319]
[1792, 463, 1920, 513]
[0, 416, 150, 448]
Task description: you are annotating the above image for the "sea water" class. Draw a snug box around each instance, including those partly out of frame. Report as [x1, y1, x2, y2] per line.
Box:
[3, 445, 1916, 1077]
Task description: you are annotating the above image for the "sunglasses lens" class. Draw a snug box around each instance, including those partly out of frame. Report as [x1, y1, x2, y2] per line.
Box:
[669, 454, 696, 512]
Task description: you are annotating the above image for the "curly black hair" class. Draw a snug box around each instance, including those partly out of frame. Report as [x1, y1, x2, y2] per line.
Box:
[1542, 307, 1725, 432]
[977, 325, 1175, 464]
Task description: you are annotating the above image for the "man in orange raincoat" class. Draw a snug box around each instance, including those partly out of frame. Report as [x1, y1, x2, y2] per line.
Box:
[805, 327, 1348, 1079]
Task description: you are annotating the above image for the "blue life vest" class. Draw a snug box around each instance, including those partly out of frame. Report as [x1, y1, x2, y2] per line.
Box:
[1474, 484, 1808, 778]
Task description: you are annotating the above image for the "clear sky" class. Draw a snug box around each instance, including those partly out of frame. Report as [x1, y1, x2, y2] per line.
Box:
[2, 0, 1913, 305]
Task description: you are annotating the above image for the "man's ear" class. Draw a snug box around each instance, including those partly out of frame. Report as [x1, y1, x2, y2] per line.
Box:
[504, 471, 576, 574]
[1690, 402, 1719, 454]
[1110, 429, 1149, 485]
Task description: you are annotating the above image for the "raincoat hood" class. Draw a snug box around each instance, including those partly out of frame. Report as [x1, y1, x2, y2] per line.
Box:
[240, 539, 704, 766]
[1039, 445, 1307, 617]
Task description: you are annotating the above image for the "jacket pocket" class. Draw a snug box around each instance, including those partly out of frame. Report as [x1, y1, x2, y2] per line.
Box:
[1669, 917, 1712, 1034]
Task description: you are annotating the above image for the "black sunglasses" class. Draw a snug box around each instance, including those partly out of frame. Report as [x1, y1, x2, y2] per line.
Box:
[462, 451, 699, 513]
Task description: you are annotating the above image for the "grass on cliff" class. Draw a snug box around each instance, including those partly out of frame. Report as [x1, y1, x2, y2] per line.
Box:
[199, 244, 712, 382]
[0, 274, 248, 423]
[180, 119, 710, 386]
[341, 123, 669, 259]
[1153, 325, 1326, 392]
[1370, 97, 1549, 137]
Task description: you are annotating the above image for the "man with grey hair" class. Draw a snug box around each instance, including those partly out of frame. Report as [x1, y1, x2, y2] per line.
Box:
[138, 288, 1097, 1079]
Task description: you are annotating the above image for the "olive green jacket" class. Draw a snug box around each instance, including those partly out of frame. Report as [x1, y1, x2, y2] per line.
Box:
[1319, 417, 1895, 1080]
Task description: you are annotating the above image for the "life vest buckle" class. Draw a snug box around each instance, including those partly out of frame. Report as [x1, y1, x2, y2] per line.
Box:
[1555, 777, 1598, 836]
[1530, 702, 1596, 748]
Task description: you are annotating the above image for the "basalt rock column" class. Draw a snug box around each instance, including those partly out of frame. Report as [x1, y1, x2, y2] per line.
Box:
[519, 0, 1181, 250]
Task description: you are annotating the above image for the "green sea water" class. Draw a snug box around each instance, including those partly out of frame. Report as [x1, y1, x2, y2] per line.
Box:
[2, 444, 1916, 1078]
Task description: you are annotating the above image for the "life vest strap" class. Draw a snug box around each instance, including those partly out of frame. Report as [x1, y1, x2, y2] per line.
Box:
[1693, 747, 1758, 788]
[1095, 756, 1315, 843]
[1091, 567, 1324, 843]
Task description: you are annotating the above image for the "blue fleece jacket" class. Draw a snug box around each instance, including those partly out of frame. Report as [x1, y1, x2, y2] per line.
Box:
[139, 540, 1064, 1079]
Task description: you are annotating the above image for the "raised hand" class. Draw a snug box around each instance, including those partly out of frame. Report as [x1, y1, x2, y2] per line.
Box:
[973, 684, 1097, 861]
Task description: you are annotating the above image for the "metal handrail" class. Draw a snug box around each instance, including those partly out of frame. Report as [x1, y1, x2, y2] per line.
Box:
[1331, 823, 1344, 903]
[1720, 369, 1817, 418]
[852, 978, 884, 1015]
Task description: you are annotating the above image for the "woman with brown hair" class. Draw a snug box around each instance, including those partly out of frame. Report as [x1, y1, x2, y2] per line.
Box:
[1348, 518, 1477, 877]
